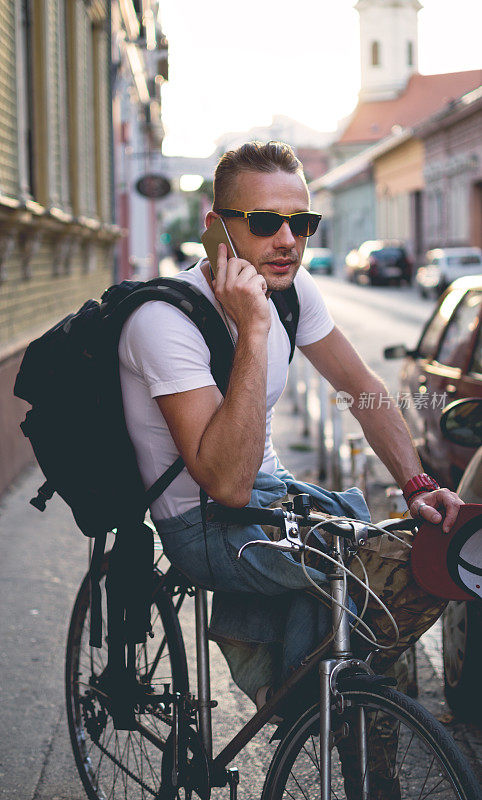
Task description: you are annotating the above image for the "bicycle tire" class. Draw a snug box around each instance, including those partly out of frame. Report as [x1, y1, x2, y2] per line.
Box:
[66, 553, 189, 800]
[262, 678, 481, 800]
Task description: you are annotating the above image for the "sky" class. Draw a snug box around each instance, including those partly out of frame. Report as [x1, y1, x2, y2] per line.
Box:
[160, 0, 482, 158]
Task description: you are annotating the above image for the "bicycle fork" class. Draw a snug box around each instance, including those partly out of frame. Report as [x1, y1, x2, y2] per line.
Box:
[319, 660, 371, 800]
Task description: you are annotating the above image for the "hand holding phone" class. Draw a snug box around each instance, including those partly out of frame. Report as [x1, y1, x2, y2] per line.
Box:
[201, 216, 270, 332]
[201, 217, 238, 277]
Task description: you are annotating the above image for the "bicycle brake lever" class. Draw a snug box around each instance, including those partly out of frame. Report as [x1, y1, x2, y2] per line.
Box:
[237, 537, 303, 560]
[375, 517, 418, 532]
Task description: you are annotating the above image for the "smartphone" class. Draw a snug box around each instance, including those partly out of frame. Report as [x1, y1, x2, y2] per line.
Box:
[201, 217, 238, 277]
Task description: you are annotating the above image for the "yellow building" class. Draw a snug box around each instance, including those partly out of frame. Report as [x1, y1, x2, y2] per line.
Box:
[0, 0, 119, 494]
[373, 135, 425, 261]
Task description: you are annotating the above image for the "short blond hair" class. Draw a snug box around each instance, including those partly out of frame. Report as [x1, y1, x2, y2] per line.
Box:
[213, 141, 306, 210]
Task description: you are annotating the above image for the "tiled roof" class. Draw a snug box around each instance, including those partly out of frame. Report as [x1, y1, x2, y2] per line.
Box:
[338, 70, 482, 145]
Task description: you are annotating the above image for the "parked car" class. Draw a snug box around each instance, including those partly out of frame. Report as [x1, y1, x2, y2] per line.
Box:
[415, 247, 482, 298]
[344, 240, 413, 285]
[438, 398, 482, 720]
[384, 276, 482, 489]
[302, 247, 333, 275]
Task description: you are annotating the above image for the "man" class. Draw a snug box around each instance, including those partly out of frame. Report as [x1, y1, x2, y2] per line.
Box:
[119, 140, 461, 705]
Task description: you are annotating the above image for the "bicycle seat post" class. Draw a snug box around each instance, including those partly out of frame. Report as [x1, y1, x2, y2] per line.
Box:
[195, 587, 213, 759]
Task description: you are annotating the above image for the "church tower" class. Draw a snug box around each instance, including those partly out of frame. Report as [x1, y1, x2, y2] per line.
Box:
[356, 0, 422, 102]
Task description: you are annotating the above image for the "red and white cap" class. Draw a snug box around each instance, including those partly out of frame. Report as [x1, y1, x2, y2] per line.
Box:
[411, 504, 482, 601]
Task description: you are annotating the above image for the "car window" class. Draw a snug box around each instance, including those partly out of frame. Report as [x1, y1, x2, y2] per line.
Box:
[373, 248, 404, 257]
[469, 327, 482, 376]
[446, 255, 482, 266]
[417, 288, 466, 358]
[436, 291, 482, 368]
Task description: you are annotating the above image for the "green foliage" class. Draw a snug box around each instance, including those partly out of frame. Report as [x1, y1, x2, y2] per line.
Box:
[164, 181, 213, 250]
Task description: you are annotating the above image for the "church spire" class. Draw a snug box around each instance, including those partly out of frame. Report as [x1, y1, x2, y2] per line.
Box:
[356, 0, 422, 102]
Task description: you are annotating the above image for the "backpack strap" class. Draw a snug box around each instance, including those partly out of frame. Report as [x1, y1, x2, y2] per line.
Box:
[109, 279, 235, 395]
[271, 283, 300, 363]
[144, 455, 184, 511]
[108, 279, 237, 509]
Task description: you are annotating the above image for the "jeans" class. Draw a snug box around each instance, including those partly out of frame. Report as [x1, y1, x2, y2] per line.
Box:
[154, 464, 369, 701]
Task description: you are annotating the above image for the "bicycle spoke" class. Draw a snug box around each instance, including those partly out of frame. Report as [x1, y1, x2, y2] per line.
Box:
[289, 768, 311, 799]
[123, 735, 134, 798]
[417, 754, 436, 800]
[114, 733, 127, 798]
[97, 723, 116, 770]
[120, 734, 133, 798]
[301, 742, 319, 772]
[309, 734, 320, 773]
[136, 731, 159, 786]
[395, 727, 414, 779]
[420, 774, 450, 800]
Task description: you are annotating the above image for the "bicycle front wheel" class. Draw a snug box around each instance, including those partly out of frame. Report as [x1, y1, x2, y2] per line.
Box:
[66, 554, 189, 800]
[262, 679, 480, 800]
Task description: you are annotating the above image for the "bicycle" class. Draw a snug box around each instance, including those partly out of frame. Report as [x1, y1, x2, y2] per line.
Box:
[65, 494, 481, 799]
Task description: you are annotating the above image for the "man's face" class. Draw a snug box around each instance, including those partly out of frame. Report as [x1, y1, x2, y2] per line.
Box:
[207, 169, 310, 292]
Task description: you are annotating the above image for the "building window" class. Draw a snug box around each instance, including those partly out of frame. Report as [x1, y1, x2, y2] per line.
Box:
[17, 0, 35, 200]
[407, 41, 414, 67]
[429, 189, 444, 244]
[371, 41, 380, 67]
[48, 0, 71, 211]
[448, 177, 469, 244]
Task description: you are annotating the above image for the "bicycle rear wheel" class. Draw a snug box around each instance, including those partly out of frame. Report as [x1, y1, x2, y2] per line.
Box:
[262, 679, 480, 799]
[66, 554, 189, 800]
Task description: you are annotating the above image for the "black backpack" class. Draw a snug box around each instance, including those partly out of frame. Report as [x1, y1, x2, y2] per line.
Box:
[14, 272, 299, 723]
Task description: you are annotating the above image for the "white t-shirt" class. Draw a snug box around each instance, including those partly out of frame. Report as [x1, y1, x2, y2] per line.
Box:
[118, 261, 334, 520]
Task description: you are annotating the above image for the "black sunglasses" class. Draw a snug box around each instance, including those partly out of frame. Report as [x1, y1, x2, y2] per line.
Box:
[216, 208, 322, 238]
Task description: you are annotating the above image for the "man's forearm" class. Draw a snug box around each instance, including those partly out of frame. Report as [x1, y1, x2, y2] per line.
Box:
[195, 327, 268, 506]
[351, 378, 423, 489]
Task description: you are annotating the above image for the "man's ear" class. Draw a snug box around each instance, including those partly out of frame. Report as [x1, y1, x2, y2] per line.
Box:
[205, 210, 220, 229]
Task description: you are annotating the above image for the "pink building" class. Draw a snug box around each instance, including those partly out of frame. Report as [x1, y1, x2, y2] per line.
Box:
[418, 88, 482, 250]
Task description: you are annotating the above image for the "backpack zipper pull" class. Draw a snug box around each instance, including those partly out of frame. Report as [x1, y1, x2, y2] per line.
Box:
[30, 481, 55, 512]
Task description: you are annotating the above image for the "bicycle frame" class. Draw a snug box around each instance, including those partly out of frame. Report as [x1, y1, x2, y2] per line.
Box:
[70, 512, 480, 800]
[193, 533, 373, 795]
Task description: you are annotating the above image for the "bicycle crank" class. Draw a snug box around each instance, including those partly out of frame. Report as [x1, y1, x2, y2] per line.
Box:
[160, 727, 210, 800]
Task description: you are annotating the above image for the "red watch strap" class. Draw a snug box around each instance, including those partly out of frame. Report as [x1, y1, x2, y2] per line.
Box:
[402, 473, 439, 504]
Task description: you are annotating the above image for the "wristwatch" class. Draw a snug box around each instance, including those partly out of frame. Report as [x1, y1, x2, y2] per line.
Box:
[403, 473, 440, 505]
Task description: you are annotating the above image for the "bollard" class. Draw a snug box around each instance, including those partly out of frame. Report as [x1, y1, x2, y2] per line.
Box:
[347, 433, 367, 496]
[405, 646, 419, 698]
[287, 351, 300, 415]
[385, 486, 409, 519]
[301, 356, 310, 438]
[330, 391, 343, 490]
[317, 376, 329, 481]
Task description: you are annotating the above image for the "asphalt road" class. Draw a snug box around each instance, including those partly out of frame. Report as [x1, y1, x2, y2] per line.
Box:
[1, 275, 480, 799]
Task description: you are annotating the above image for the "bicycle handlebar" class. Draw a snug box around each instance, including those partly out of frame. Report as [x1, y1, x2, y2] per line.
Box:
[206, 502, 417, 539]
[206, 503, 286, 528]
